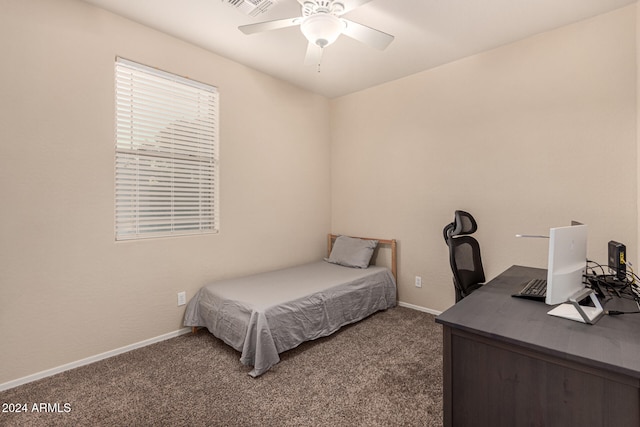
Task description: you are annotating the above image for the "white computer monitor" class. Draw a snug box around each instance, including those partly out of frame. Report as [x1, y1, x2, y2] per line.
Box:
[545, 223, 588, 305]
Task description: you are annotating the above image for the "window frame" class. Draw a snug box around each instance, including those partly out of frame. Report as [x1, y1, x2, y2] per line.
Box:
[114, 57, 220, 241]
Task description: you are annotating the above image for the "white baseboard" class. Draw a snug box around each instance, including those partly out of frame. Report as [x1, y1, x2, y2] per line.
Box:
[398, 301, 442, 316]
[0, 327, 192, 392]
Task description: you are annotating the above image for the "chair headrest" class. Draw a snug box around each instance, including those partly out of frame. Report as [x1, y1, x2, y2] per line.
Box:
[450, 210, 478, 237]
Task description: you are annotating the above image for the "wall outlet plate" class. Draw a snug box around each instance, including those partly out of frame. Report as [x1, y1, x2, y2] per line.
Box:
[177, 291, 186, 306]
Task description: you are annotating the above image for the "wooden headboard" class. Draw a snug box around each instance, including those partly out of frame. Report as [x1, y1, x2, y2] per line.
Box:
[327, 234, 397, 282]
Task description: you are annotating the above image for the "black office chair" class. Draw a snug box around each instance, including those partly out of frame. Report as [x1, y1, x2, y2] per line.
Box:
[443, 210, 486, 302]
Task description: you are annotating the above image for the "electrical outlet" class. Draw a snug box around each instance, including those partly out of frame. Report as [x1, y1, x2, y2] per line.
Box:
[415, 276, 422, 288]
[177, 291, 186, 306]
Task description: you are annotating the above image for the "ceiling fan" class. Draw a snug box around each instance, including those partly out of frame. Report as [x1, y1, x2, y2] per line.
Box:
[238, 0, 394, 66]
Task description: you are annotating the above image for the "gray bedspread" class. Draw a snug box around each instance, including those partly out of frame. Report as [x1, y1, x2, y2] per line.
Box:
[183, 261, 397, 377]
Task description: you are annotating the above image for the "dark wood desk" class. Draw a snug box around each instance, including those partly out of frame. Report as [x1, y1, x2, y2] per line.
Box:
[436, 265, 640, 427]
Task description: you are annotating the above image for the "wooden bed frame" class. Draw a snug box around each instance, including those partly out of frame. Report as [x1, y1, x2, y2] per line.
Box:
[327, 234, 397, 282]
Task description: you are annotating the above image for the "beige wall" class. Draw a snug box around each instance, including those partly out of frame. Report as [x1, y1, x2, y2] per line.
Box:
[0, 0, 331, 384]
[330, 5, 638, 312]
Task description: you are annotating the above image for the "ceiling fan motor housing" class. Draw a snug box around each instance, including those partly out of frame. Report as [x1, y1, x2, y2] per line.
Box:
[302, 1, 345, 17]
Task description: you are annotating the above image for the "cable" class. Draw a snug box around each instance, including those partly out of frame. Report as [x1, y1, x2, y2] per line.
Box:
[585, 259, 639, 301]
[605, 310, 640, 315]
[585, 259, 640, 316]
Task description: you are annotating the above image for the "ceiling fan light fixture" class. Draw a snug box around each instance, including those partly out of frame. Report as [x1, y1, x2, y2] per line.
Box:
[300, 13, 344, 48]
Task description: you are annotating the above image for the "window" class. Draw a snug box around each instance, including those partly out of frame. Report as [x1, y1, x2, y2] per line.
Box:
[115, 58, 219, 240]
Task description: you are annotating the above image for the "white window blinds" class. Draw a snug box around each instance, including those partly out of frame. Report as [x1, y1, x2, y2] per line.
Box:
[115, 58, 219, 240]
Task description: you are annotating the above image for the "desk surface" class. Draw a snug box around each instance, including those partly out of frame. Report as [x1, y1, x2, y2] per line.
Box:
[436, 265, 640, 380]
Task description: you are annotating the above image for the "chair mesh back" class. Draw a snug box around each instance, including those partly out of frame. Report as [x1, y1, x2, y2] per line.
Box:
[451, 237, 485, 288]
[453, 241, 475, 271]
[444, 210, 485, 301]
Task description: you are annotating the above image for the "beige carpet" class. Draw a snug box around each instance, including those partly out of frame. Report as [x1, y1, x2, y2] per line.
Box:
[0, 306, 443, 426]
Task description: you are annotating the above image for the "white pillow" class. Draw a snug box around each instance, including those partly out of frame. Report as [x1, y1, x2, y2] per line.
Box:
[325, 236, 378, 269]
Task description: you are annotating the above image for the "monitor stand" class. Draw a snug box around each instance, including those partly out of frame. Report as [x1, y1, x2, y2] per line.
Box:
[547, 288, 604, 325]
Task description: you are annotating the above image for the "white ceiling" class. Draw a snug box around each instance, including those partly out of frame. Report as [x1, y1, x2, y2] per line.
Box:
[81, 0, 636, 98]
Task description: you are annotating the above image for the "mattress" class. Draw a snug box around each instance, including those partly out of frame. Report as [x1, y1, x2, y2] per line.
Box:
[183, 261, 397, 377]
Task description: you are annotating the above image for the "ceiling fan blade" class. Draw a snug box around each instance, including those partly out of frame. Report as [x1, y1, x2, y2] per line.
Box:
[239, 17, 300, 35]
[341, 0, 374, 14]
[341, 19, 394, 50]
[304, 42, 323, 66]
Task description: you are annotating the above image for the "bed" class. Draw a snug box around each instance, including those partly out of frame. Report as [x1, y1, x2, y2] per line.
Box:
[183, 234, 397, 377]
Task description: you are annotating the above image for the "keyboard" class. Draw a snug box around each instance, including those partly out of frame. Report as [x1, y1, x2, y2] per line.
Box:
[512, 278, 547, 301]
